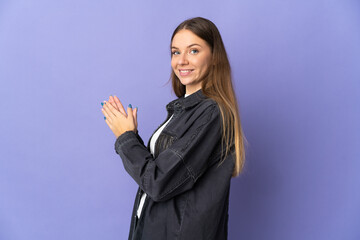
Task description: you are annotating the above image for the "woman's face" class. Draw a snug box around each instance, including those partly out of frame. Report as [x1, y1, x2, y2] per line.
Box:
[171, 29, 212, 94]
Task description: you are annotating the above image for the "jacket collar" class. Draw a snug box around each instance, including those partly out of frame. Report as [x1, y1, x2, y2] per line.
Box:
[166, 89, 207, 112]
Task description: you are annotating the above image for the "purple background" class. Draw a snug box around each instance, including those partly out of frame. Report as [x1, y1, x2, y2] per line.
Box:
[0, 0, 359, 239]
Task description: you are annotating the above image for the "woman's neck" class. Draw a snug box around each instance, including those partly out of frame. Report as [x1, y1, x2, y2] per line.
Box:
[185, 85, 202, 96]
[185, 87, 201, 98]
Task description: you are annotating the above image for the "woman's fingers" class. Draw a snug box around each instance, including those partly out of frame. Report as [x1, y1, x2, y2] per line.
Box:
[104, 101, 124, 118]
[101, 106, 113, 123]
[109, 96, 119, 110]
[109, 95, 127, 117]
[114, 95, 127, 116]
[104, 116, 113, 130]
[128, 105, 138, 131]
[133, 107, 138, 128]
[127, 104, 134, 122]
[102, 101, 117, 118]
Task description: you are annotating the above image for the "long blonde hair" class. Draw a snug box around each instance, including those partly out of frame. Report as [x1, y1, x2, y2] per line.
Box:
[170, 17, 246, 177]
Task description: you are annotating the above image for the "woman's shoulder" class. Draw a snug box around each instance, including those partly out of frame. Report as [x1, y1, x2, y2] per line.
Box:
[196, 96, 220, 115]
[165, 90, 221, 118]
[199, 96, 218, 108]
[195, 90, 221, 112]
[185, 98, 221, 128]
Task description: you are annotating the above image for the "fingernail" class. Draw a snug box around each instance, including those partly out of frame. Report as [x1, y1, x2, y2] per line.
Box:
[101, 102, 104, 106]
[128, 104, 132, 108]
[135, 106, 138, 110]
[110, 95, 113, 97]
[104, 117, 106, 120]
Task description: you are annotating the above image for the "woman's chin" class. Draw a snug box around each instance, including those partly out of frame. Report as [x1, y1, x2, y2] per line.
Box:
[178, 78, 199, 86]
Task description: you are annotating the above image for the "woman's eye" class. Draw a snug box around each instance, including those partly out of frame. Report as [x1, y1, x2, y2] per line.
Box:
[190, 49, 199, 54]
[172, 51, 180, 55]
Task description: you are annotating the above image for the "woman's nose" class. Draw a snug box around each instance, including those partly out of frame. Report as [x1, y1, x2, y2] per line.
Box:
[178, 53, 189, 65]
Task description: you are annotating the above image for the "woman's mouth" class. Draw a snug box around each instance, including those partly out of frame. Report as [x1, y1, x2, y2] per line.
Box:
[179, 69, 194, 76]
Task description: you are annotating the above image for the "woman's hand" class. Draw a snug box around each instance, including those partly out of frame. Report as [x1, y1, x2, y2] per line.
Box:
[101, 96, 138, 138]
[108, 95, 126, 116]
[109, 95, 138, 129]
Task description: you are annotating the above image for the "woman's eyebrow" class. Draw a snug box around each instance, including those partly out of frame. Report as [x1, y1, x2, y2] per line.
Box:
[171, 44, 202, 49]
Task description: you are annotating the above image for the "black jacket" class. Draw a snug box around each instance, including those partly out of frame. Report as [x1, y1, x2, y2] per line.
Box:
[114, 89, 235, 240]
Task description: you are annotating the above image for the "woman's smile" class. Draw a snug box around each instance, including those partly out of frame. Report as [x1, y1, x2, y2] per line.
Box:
[179, 69, 194, 76]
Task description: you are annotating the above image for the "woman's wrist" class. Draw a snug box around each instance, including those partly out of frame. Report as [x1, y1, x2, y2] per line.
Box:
[116, 129, 137, 138]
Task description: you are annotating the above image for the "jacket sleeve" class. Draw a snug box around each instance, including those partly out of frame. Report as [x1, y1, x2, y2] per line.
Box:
[114, 103, 223, 202]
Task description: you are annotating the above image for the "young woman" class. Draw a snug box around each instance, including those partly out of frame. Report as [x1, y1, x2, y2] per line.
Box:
[101, 17, 245, 240]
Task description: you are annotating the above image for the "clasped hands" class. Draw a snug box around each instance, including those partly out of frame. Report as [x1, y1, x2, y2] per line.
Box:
[101, 95, 138, 138]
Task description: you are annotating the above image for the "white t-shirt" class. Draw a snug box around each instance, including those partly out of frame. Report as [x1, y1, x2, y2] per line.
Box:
[136, 115, 173, 218]
[136, 93, 190, 219]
